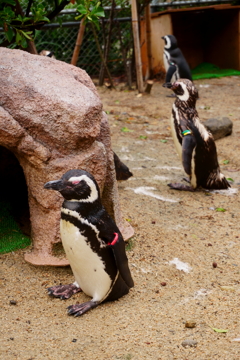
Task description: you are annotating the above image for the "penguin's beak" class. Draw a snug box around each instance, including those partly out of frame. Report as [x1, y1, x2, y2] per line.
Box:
[170, 83, 179, 91]
[44, 179, 63, 191]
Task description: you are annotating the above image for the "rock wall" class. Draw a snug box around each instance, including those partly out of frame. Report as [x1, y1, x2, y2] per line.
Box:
[0, 48, 133, 265]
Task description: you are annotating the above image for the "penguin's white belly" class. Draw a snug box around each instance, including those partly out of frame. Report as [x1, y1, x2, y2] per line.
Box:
[163, 51, 178, 82]
[60, 219, 112, 302]
[170, 113, 182, 161]
[163, 52, 169, 73]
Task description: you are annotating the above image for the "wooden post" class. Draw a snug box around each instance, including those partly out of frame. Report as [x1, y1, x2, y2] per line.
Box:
[131, 0, 144, 93]
[71, 19, 86, 66]
[145, 3, 153, 80]
[144, 79, 154, 94]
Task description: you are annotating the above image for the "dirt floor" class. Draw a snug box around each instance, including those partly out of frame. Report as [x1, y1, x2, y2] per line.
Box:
[1, 76, 240, 360]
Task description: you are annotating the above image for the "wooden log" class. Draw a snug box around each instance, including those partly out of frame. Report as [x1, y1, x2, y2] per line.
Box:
[145, 80, 154, 94]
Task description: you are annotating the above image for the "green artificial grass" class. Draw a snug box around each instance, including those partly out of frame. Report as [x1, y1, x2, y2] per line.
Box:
[192, 62, 240, 80]
[0, 201, 31, 254]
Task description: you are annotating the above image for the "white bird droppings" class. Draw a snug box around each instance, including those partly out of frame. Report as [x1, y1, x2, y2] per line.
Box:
[194, 288, 211, 299]
[169, 258, 192, 273]
[209, 188, 238, 196]
[156, 165, 182, 171]
[126, 186, 179, 203]
[232, 338, 240, 342]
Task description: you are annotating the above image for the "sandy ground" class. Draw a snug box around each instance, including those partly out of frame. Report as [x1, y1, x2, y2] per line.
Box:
[1, 76, 240, 360]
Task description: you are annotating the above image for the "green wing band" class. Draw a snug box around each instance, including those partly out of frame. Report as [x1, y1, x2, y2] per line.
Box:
[182, 130, 192, 136]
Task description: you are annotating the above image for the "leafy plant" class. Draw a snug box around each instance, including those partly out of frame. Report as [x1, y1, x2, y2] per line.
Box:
[0, 1, 71, 49]
[0, 2, 50, 48]
[75, 0, 105, 30]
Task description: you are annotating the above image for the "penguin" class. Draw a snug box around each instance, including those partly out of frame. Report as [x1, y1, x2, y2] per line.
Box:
[44, 169, 134, 317]
[162, 35, 192, 88]
[39, 50, 56, 58]
[165, 78, 230, 191]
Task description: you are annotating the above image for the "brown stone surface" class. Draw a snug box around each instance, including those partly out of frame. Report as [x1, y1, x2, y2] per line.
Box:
[0, 48, 134, 266]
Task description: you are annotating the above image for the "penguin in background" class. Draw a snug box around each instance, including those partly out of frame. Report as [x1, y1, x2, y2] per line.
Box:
[114, 152, 133, 181]
[162, 35, 192, 88]
[44, 169, 134, 317]
[39, 50, 56, 58]
[165, 78, 230, 191]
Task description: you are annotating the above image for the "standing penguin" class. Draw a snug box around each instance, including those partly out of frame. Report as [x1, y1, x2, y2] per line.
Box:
[44, 169, 134, 316]
[162, 35, 192, 88]
[165, 78, 230, 191]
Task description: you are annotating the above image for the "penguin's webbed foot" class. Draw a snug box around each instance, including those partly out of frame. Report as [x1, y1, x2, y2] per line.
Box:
[67, 301, 99, 317]
[47, 283, 82, 300]
[162, 82, 172, 89]
[168, 183, 195, 192]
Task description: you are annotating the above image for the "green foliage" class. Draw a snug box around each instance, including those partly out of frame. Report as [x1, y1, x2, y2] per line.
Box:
[125, 238, 135, 251]
[75, 0, 105, 30]
[31, 3, 50, 23]
[0, 1, 53, 48]
[0, 0, 132, 77]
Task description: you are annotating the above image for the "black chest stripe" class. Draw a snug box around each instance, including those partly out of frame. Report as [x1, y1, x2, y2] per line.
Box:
[61, 212, 106, 253]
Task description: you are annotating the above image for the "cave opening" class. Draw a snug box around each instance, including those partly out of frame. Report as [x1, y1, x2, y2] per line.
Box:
[0, 146, 31, 251]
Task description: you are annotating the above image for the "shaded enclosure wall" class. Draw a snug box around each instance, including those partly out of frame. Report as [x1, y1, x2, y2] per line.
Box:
[171, 7, 240, 70]
[141, 5, 240, 77]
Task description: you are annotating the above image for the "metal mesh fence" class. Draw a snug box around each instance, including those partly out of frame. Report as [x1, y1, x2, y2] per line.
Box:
[34, 16, 133, 78]
[0, 4, 134, 79]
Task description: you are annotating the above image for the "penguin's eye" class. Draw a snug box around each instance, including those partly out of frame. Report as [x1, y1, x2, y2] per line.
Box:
[65, 180, 81, 187]
[71, 180, 81, 185]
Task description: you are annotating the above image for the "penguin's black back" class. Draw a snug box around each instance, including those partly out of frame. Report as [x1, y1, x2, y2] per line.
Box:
[192, 130, 229, 189]
[168, 48, 192, 80]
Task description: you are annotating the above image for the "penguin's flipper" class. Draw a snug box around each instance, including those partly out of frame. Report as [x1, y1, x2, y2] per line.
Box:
[182, 135, 196, 176]
[165, 63, 177, 83]
[48, 283, 82, 300]
[114, 152, 133, 180]
[108, 233, 134, 289]
[67, 301, 99, 317]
